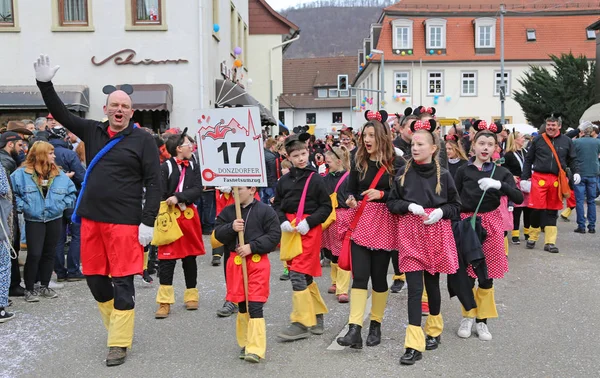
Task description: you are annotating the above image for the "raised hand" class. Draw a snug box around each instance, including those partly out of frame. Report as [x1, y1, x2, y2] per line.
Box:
[33, 54, 60, 82]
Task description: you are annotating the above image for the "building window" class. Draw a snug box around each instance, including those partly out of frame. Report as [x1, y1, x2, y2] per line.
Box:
[526, 29, 536, 41]
[333, 112, 343, 124]
[279, 111, 285, 124]
[494, 71, 511, 96]
[586, 29, 596, 40]
[392, 19, 413, 50]
[492, 116, 513, 125]
[0, 0, 14, 27]
[59, 0, 88, 26]
[230, 4, 236, 53]
[243, 23, 248, 65]
[474, 18, 496, 49]
[329, 89, 339, 98]
[461, 71, 477, 96]
[317, 89, 328, 98]
[428, 71, 443, 95]
[425, 19, 446, 50]
[133, 0, 161, 25]
[479, 26, 492, 47]
[394, 71, 410, 95]
[237, 16, 243, 54]
[429, 26, 442, 48]
[212, 0, 219, 37]
[306, 113, 316, 124]
[351, 88, 357, 96]
[339, 90, 350, 97]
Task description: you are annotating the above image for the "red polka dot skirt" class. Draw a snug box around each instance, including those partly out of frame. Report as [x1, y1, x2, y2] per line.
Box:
[498, 196, 514, 232]
[396, 210, 459, 275]
[461, 208, 509, 279]
[321, 208, 354, 257]
[351, 202, 398, 251]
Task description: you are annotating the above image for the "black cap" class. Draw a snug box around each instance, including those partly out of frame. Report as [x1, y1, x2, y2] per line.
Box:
[0, 132, 23, 148]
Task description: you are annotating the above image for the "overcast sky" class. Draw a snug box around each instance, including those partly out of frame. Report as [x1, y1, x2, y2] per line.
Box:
[266, 0, 312, 11]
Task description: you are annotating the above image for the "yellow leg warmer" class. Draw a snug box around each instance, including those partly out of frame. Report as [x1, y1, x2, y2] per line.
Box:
[348, 288, 368, 325]
[475, 287, 498, 319]
[422, 285, 428, 303]
[424, 314, 444, 337]
[511, 230, 520, 238]
[183, 288, 199, 303]
[335, 268, 351, 295]
[461, 288, 478, 318]
[236, 312, 249, 348]
[561, 207, 572, 219]
[370, 290, 389, 323]
[143, 252, 149, 270]
[393, 273, 406, 281]
[504, 236, 509, 256]
[308, 282, 329, 315]
[211, 231, 224, 249]
[97, 299, 114, 331]
[404, 325, 426, 352]
[246, 318, 266, 359]
[290, 289, 316, 327]
[107, 309, 135, 348]
[156, 285, 175, 304]
[330, 263, 338, 286]
[523, 227, 530, 236]
[544, 226, 558, 245]
[528, 227, 541, 242]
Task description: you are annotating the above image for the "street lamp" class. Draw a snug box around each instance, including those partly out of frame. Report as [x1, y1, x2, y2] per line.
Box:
[371, 49, 385, 109]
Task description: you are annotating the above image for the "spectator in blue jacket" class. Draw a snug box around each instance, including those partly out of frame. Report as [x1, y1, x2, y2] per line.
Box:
[48, 125, 86, 281]
[10, 141, 76, 302]
[573, 121, 600, 234]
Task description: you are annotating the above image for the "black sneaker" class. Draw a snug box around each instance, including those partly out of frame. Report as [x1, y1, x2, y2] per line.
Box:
[525, 240, 536, 249]
[277, 322, 310, 341]
[9, 286, 25, 297]
[588, 228, 596, 234]
[141, 270, 153, 284]
[211, 255, 221, 266]
[574, 228, 586, 234]
[67, 273, 86, 282]
[544, 244, 559, 253]
[0, 308, 15, 323]
[216, 301, 238, 317]
[511, 237, 520, 245]
[390, 279, 405, 293]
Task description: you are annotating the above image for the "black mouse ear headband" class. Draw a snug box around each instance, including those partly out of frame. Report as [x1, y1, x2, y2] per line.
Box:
[364, 110, 388, 123]
[292, 125, 310, 134]
[445, 134, 459, 142]
[413, 106, 436, 117]
[177, 127, 189, 146]
[284, 132, 310, 148]
[103, 84, 134, 96]
[409, 119, 437, 134]
[473, 119, 503, 134]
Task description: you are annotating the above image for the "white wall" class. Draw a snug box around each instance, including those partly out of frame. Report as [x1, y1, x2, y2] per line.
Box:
[283, 107, 359, 135]
[355, 60, 554, 125]
[247, 34, 282, 117]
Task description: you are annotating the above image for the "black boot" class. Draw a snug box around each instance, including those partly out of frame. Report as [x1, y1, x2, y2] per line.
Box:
[544, 244, 559, 253]
[336, 324, 363, 349]
[525, 240, 536, 249]
[425, 335, 440, 350]
[400, 348, 422, 365]
[366, 320, 381, 347]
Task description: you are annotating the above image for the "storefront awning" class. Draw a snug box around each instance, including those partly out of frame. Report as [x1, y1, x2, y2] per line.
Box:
[0, 85, 90, 112]
[215, 79, 277, 126]
[119, 84, 173, 112]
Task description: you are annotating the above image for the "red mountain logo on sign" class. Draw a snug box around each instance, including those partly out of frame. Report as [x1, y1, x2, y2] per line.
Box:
[198, 118, 250, 141]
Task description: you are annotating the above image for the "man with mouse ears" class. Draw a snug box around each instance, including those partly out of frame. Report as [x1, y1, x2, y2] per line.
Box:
[34, 54, 161, 367]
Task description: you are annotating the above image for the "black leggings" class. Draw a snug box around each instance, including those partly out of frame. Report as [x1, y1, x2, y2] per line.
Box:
[390, 252, 402, 276]
[158, 256, 197, 288]
[86, 275, 135, 310]
[289, 270, 313, 291]
[405, 271, 441, 327]
[322, 248, 338, 264]
[23, 219, 62, 290]
[238, 301, 264, 318]
[350, 242, 391, 293]
[513, 207, 532, 231]
[530, 209, 558, 228]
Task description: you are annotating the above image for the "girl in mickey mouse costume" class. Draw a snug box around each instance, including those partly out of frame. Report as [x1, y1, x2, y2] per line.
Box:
[387, 118, 461, 365]
[453, 120, 523, 342]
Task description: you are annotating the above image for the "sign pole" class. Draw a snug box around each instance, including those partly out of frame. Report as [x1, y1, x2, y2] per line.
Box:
[233, 186, 250, 312]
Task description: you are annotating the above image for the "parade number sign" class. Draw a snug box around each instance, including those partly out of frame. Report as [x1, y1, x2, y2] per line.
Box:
[196, 107, 267, 187]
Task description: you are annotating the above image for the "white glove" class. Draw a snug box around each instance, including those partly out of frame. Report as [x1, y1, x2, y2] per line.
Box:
[217, 186, 232, 194]
[33, 54, 60, 82]
[296, 219, 310, 235]
[573, 174, 581, 185]
[478, 178, 502, 191]
[408, 203, 426, 216]
[280, 221, 295, 233]
[138, 223, 154, 246]
[520, 180, 531, 193]
[318, 164, 327, 175]
[423, 208, 443, 225]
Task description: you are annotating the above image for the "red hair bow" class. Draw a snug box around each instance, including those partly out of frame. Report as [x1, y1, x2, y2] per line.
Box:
[424, 107, 433, 114]
[413, 120, 431, 131]
[488, 121, 498, 133]
[477, 120, 488, 130]
[366, 111, 382, 122]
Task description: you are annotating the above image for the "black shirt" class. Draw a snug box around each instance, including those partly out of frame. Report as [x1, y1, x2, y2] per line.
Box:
[454, 160, 523, 213]
[387, 161, 461, 219]
[272, 166, 332, 228]
[323, 170, 351, 209]
[161, 158, 203, 205]
[37, 80, 161, 226]
[347, 156, 405, 202]
[393, 136, 411, 158]
[448, 159, 467, 181]
[521, 133, 578, 180]
[502, 150, 526, 177]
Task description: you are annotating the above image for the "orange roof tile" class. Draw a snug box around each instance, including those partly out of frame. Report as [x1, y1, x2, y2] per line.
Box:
[384, 0, 600, 13]
[249, 0, 299, 35]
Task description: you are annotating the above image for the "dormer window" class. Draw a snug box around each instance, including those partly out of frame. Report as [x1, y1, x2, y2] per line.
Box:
[474, 18, 496, 53]
[526, 29, 536, 41]
[425, 19, 447, 51]
[392, 19, 413, 51]
[587, 29, 596, 40]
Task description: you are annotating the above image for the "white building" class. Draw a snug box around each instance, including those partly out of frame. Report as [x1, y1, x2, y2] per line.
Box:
[279, 56, 359, 138]
[0, 0, 285, 133]
[353, 0, 598, 126]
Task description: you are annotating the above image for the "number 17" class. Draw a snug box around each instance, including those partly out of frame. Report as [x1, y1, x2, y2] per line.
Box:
[217, 142, 246, 164]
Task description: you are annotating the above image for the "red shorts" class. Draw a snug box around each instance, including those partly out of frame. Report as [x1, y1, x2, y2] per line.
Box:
[158, 205, 205, 260]
[528, 172, 563, 210]
[286, 213, 322, 278]
[225, 252, 270, 303]
[80, 218, 143, 277]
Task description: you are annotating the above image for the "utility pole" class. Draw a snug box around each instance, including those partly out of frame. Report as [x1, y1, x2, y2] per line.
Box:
[500, 4, 506, 124]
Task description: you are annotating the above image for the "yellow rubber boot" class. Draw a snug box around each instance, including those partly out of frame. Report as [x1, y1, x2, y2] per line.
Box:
[107, 309, 135, 348]
[424, 314, 444, 337]
[308, 282, 329, 315]
[404, 325, 426, 352]
[156, 285, 175, 304]
[183, 288, 199, 310]
[236, 312, 249, 348]
[246, 318, 266, 360]
[348, 288, 368, 325]
[528, 227, 541, 242]
[97, 299, 114, 331]
[335, 268, 351, 295]
[330, 263, 338, 286]
[369, 290, 389, 323]
[544, 226, 558, 245]
[461, 288, 478, 318]
[290, 289, 316, 327]
[475, 287, 498, 319]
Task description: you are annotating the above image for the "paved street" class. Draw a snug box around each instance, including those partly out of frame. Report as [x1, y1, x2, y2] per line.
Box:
[2, 219, 600, 378]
